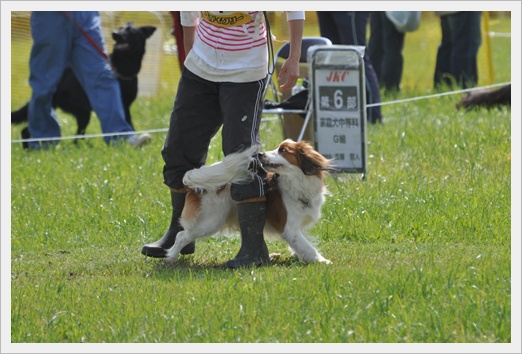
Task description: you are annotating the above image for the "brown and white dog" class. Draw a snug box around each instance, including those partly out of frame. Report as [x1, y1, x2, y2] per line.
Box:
[164, 139, 335, 266]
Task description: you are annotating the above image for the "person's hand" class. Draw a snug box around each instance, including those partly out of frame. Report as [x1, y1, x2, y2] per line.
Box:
[277, 58, 300, 90]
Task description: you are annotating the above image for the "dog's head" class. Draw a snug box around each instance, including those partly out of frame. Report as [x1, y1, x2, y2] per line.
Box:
[259, 139, 335, 179]
[110, 22, 157, 78]
[112, 22, 156, 52]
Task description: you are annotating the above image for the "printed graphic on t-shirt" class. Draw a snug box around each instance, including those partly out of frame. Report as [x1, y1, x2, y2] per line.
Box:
[200, 11, 253, 28]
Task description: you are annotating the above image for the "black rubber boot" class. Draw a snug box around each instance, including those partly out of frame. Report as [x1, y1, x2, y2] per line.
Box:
[141, 190, 195, 258]
[225, 201, 270, 269]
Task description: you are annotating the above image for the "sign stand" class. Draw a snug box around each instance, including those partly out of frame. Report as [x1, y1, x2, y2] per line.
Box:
[304, 45, 368, 177]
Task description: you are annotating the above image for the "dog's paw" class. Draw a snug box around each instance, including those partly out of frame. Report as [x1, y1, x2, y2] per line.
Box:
[164, 257, 177, 267]
[269, 252, 282, 261]
[317, 255, 332, 265]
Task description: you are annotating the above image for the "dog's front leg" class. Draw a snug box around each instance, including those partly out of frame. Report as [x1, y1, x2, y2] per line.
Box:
[281, 228, 331, 264]
[165, 231, 195, 266]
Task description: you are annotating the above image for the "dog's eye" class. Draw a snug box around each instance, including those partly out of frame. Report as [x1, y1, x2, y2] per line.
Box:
[278, 147, 286, 153]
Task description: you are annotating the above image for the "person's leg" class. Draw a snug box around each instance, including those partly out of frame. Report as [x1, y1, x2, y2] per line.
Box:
[381, 13, 405, 93]
[67, 12, 136, 144]
[162, 70, 223, 190]
[334, 11, 382, 123]
[142, 69, 222, 258]
[448, 11, 482, 88]
[220, 77, 270, 268]
[434, 15, 453, 88]
[368, 12, 384, 85]
[316, 12, 340, 44]
[27, 12, 70, 149]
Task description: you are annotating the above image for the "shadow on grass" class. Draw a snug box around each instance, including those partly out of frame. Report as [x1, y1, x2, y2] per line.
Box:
[144, 253, 309, 280]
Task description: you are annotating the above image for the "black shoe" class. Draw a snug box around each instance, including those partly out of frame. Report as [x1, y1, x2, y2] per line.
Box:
[141, 240, 195, 258]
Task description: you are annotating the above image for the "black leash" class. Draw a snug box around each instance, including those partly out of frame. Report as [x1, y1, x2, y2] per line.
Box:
[263, 11, 275, 76]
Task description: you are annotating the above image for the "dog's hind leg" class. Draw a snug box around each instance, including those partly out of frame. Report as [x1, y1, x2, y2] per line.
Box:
[281, 228, 331, 264]
[21, 127, 31, 150]
[74, 110, 91, 138]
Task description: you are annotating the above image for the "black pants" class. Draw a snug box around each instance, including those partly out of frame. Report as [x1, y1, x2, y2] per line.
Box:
[368, 12, 405, 93]
[162, 69, 268, 201]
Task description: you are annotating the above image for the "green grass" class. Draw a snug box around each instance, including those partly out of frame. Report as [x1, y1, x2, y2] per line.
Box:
[7, 12, 513, 346]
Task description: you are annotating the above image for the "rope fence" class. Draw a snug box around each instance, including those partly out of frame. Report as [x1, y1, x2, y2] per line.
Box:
[11, 82, 511, 145]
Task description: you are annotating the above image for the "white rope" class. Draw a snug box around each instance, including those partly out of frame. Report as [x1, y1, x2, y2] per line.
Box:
[11, 128, 168, 144]
[488, 32, 511, 38]
[11, 82, 510, 144]
[367, 82, 510, 108]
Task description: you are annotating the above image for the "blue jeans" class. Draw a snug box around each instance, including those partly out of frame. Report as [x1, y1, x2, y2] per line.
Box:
[27, 11, 133, 148]
[316, 11, 383, 124]
[434, 12, 482, 88]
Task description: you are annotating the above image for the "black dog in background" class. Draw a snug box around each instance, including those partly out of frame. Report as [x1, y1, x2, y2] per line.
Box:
[456, 84, 511, 111]
[11, 22, 157, 143]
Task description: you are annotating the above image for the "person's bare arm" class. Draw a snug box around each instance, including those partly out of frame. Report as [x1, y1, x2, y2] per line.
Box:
[183, 26, 196, 55]
[277, 19, 304, 90]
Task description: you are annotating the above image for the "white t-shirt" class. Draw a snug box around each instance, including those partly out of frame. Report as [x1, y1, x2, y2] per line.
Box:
[181, 11, 305, 82]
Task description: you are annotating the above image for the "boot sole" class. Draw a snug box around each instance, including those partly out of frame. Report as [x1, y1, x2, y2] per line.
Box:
[141, 242, 196, 258]
[224, 257, 270, 269]
[141, 246, 167, 258]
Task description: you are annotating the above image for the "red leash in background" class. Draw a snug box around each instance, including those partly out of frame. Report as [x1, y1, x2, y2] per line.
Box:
[63, 11, 113, 69]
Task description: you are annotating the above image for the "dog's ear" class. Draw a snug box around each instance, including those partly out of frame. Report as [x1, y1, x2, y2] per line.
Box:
[140, 26, 157, 39]
[300, 158, 321, 175]
[296, 145, 321, 176]
[297, 144, 336, 176]
[112, 32, 123, 42]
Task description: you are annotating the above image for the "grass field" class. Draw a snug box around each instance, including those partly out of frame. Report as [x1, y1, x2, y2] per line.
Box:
[4, 10, 517, 349]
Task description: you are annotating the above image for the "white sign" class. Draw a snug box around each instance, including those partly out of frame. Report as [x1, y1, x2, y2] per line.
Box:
[309, 46, 367, 174]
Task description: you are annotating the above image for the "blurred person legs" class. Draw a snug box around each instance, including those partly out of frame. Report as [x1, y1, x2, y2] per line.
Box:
[434, 11, 482, 89]
[316, 11, 383, 124]
[27, 12, 151, 149]
[368, 12, 405, 94]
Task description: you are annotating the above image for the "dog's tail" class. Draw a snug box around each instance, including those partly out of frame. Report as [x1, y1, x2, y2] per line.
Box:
[183, 147, 256, 191]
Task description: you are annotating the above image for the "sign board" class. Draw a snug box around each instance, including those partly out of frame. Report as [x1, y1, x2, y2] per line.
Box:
[307, 45, 367, 174]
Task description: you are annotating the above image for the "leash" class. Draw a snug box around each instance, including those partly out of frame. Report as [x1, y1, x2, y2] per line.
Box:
[63, 11, 113, 70]
[263, 11, 274, 76]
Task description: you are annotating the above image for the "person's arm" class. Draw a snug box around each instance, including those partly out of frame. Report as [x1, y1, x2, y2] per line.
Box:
[183, 26, 196, 55]
[180, 11, 199, 55]
[277, 12, 305, 90]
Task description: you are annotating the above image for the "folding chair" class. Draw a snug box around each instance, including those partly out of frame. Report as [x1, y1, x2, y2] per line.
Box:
[263, 36, 332, 141]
